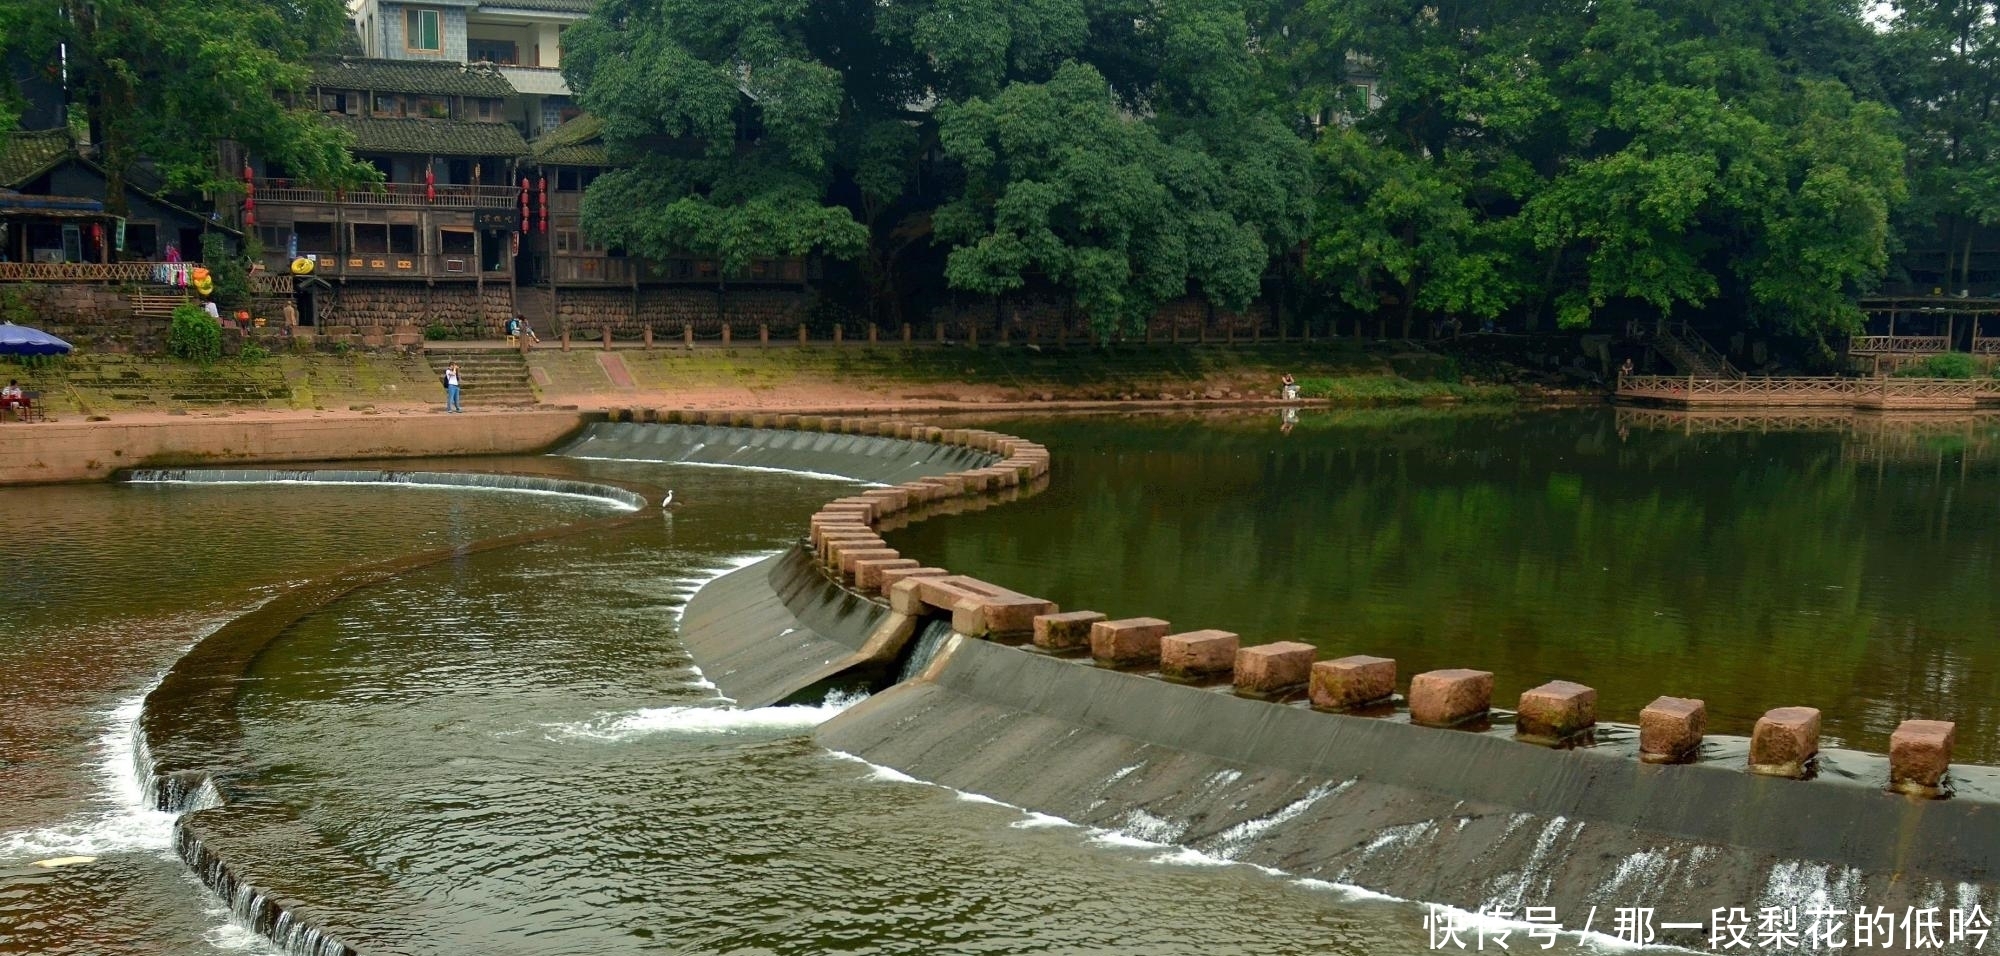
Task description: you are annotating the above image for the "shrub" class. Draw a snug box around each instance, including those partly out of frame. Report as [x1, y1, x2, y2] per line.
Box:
[199, 233, 250, 310]
[1892, 353, 1979, 379]
[167, 303, 223, 364]
[238, 343, 271, 363]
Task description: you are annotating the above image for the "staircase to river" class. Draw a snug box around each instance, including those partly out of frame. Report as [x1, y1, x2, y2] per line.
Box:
[422, 347, 539, 407]
[1652, 322, 1743, 379]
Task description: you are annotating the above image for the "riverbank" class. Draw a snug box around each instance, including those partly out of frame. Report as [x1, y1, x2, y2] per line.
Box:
[0, 339, 1584, 420]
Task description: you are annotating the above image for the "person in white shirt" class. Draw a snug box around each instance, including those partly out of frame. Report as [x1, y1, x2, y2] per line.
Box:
[444, 363, 462, 413]
[202, 299, 220, 319]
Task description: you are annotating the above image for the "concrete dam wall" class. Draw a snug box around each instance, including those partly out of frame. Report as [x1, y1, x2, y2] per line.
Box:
[665, 410, 2000, 949]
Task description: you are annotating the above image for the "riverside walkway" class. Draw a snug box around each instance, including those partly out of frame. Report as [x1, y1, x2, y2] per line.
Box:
[1618, 373, 1998, 410]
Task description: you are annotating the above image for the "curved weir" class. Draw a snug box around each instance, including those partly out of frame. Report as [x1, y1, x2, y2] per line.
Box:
[129, 470, 653, 956]
[124, 468, 647, 512]
[656, 410, 2000, 950]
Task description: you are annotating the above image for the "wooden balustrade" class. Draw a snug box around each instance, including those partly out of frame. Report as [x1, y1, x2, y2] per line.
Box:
[254, 180, 520, 209]
[1619, 374, 1989, 409]
[1848, 335, 1950, 356]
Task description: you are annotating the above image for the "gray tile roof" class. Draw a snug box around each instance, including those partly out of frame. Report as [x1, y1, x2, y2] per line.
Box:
[530, 114, 606, 167]
[311, 58, 517, 98]
[329, 115, 530, 157]
[478, 0, 597, 13]
[0, 129, 75, 188]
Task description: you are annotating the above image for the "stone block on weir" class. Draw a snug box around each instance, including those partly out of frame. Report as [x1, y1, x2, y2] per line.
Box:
[951, 592, 1059, 639]
[1034, 611, 1107, 653]
[1890, 719, 1955, 796]
[1309, 655, 1396, 711]
[1409, 669, 1494, 728]
[1090, 618, 1172, 667]
[1161, 630, 1241, 680]
[1233, 641, 1314, 695]
[1639, 696, 1706, 763]
[838, 548, 901, 582]
[1514, 680, 1598, 743]
[877, 566, 948, 590]
[1749, 707, 1821, 778]
[853, 558, 920, 592]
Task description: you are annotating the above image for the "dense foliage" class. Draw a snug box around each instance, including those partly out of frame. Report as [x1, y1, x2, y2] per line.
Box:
[167, 302, 222, 364]
[0, 0, 376, 214]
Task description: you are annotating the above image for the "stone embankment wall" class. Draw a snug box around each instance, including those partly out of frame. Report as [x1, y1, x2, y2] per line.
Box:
[667, 409, 1999, 938]
[320, 284, 514, 342]
[0, 409, 591, 485]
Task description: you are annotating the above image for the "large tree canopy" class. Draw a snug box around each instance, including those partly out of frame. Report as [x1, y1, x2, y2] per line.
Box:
[2, 0, 373, 214]
[1298, 0, 1904, 338]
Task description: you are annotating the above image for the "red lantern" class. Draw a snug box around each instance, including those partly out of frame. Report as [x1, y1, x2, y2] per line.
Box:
[520, 176, 530, 230]
[425, 164, 436, 203]
[538, 176, 548, 235]
[242, 163, 256, 226]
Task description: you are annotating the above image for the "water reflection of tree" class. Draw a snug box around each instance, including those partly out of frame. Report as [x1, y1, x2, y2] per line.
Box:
[898, 411, 2000, 760]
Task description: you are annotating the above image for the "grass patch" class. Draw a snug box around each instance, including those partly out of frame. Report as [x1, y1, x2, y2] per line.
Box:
[1295, 374, 1513, 404]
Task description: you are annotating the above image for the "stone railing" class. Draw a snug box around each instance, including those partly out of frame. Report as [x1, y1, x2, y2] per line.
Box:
[625, 408, 1969, 801]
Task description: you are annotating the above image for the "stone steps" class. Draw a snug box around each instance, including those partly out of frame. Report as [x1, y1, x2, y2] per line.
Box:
[423, 348, 538, 406]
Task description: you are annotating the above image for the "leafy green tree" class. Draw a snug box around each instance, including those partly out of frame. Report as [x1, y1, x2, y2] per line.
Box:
[0, 0, 374, 216]
[167, 302, 222, 364]
[1880, 0, 2000, 294]
[1299, 0, 1904, 338]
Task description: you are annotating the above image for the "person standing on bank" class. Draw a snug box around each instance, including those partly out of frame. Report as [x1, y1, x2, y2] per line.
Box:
[444, 362, 463, 413]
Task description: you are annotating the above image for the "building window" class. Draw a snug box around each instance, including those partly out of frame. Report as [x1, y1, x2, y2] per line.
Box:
[125, 222, 160, 258]
[439, 228, 475, 255]
[373, 94, 404, 118]
[554, 230, 575, 255]
[295, 222, 336, 253]
[468, 39, 518, 65]
[405, 8, 442, 53]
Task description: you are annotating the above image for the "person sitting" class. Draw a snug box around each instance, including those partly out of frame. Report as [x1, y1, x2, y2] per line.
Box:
[1281, 372, 1299, 401]
[1, 380, 29, 420]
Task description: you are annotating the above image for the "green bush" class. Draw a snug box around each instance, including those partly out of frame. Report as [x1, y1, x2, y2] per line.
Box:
[167, 303, 223, 364]
[1892, 353, 1979, 379]
[199, 233, 250, 311]
[238, 342, 271, 363]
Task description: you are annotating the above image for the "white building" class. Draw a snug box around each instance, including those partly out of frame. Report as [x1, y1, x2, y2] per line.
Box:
[350, 0, 591, 137]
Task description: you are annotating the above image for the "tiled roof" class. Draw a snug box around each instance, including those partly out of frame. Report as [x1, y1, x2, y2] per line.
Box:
[0, 129, 76, 188]
[478, 0, 597, 13]
[311, 58, 516, 98]
[329, 115, 530, 157]
[530, 114, 606, 167]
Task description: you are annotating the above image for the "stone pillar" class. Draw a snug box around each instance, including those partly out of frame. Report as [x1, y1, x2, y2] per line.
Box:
[1749, 706, 1821, 778]
[834, 325, 844, 345]
[903, 323, 912, 345]
[1639, 697, 1706, 763]
[935, 321, 945, 344]
[760, 323, 770, 347]
[1161, 630, 1239, 680]
[561, 329, 571, 351]
[868, 324, 878, 346]
[1233, 641, 1313, 695]
[1409, 669, 1493, 727]
[1089, 617, 1170, 667]
[1309, 655, 1395, 711]
[798, 323, 808, 345]
[1034, 611, 1106, 653]
[967, 324, 977, 349]
[721, 324, 732, 346]
[602, 326, 613, 350]
[1890, 719, 1954, 797]
[1515, 680, 1597, 743]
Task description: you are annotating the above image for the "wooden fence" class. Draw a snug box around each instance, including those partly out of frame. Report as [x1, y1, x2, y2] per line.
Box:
[1848, 335, 1951, 356]
[0, 260, 292, 295]
[1618, 374, 1991, 409]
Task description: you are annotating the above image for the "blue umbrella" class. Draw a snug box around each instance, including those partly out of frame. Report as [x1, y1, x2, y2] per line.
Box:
[0, 322, 72, 356]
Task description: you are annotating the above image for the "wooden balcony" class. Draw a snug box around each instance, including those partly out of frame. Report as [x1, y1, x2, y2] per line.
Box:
[254, 179, 521, 210]
[1619, 374, 1992, 410]
[0, 260, 293, 295]
[283, 253, 505, 280]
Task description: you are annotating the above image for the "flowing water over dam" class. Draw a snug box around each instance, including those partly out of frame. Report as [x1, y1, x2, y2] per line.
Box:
[5, 408, 1997, 953]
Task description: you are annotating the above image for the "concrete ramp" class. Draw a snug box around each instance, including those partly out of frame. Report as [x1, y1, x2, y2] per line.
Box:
[558, 421, 992, 484]
[819, 636, 2000, 944]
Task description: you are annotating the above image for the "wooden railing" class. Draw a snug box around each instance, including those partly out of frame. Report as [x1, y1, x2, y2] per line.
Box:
[0, 261, 290, 295]
[288, 252, 505, 279]
[1972, 337, 2000, 355]
[255, 179, 521, 209]
[1620, 374, 1988, 407]
[1848, 335, 1950, 355]
[1655, 321, 1743, 379]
